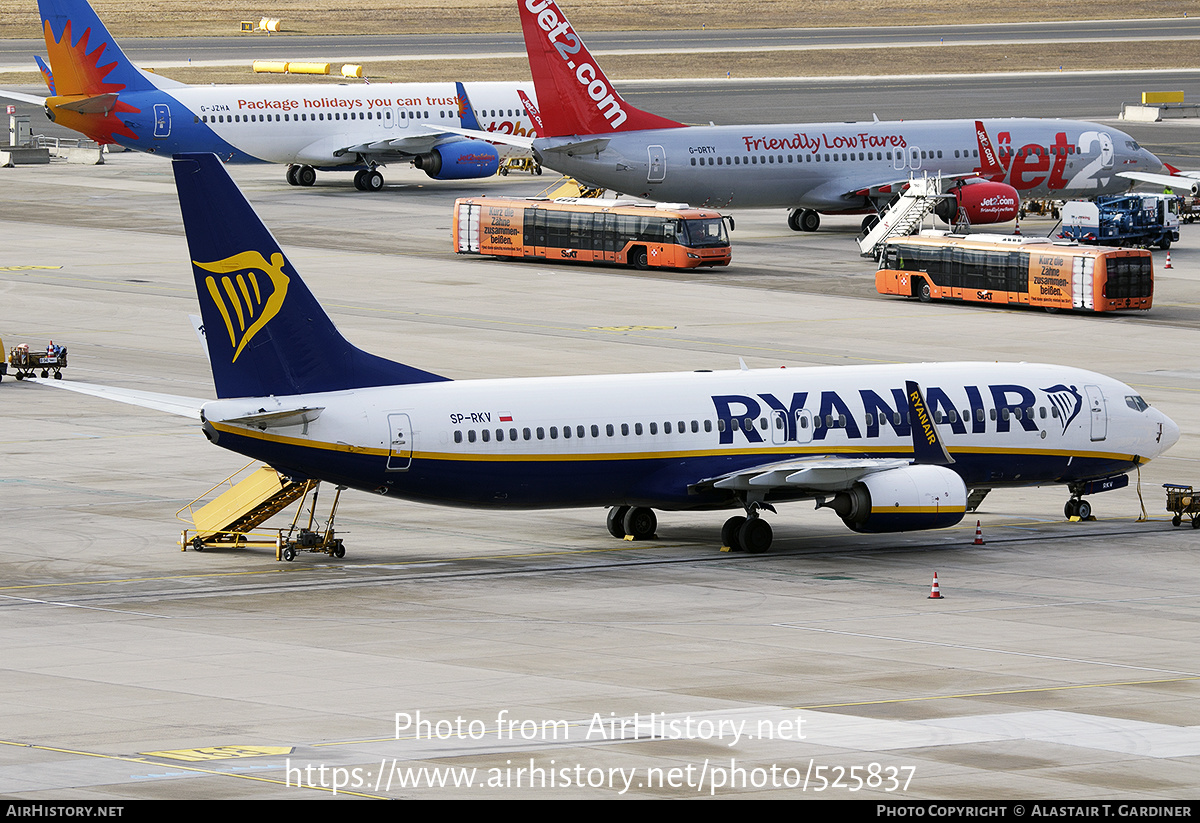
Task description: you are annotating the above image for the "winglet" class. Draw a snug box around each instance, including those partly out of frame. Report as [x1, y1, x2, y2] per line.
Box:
[454, 81, 483, 131]
[518, 0, 684, 137]
[906, 381, 954, 465]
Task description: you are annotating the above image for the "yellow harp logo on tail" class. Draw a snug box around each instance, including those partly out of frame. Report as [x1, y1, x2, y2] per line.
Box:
[194, 251, 290, 363]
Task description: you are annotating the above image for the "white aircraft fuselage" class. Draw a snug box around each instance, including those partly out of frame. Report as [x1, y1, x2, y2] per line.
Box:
[535, 118, 1159, 211]
[200, 361, 1175, 514]
[82, 82, 538, 167]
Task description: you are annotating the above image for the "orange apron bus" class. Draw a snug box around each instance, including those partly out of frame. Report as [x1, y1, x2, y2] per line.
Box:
[453, 197, 732, 269]
[875, 232, 1152, 312]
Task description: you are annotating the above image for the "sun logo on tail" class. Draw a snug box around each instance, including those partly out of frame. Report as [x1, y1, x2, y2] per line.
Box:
[194, 251, 290, 363]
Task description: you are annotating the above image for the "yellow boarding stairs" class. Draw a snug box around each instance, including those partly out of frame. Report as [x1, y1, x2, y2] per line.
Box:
[177, 461, 346, 561]
[537, 176, 606, 199]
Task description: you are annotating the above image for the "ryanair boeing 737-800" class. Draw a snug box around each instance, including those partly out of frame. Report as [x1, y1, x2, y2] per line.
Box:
[38, 153, 1179, 555]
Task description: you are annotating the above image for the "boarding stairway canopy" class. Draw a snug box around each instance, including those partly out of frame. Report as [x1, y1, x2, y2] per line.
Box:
[857, 174, 956, 259]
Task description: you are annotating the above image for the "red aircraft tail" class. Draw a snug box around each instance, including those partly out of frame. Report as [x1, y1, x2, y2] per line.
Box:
[974, 120, 1004, 177]
[518, 0, 685, 137]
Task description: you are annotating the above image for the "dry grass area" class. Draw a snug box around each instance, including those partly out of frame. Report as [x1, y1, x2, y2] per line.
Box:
[2, 1, 1196, 84]
[5, 39, 1199, 86]
[0, 0, 1195, 38]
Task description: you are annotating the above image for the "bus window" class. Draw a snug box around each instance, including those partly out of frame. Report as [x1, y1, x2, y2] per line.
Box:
[682, 218, 728, 247]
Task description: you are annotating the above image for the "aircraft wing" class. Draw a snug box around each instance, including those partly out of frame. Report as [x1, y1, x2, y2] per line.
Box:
[28, 378, 205, 419]
[692, 456, 913, 496]
[1117, 170, 1200, 196]
[437, 124, 615, 159]
[430, 123, 536, 151]
[694, 380, 954, 497]
[0, 88, 47, 106]
[333, 128, 534, 162]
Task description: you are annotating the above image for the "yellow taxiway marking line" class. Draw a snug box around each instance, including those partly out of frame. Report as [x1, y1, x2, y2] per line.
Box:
[0, 739, 386, 798]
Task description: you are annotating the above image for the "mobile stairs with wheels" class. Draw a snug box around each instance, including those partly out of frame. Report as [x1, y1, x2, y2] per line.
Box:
[858, 173, 954, 259]
[177, 461, 347, 561]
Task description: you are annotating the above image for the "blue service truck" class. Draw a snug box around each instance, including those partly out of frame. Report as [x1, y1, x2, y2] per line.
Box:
[1059, 194, 1180, 249]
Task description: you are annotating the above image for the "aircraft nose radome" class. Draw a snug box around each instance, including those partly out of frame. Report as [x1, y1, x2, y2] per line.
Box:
[1157, 411, 1181, 455]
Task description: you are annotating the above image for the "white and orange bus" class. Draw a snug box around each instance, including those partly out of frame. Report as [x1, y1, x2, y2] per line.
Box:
[453, 197, 732, 269]
[875, 231, 1153, 312]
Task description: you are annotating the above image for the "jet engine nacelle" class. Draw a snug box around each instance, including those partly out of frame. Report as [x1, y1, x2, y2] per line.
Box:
[826, 465, 967, 534]
[935, 179, 1020, 225]
[413, 141, 500, 180]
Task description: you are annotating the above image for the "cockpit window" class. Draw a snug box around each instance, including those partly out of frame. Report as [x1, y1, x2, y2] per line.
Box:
[1126, 395, 1149, 412]
[1125, 140, 1141, 151]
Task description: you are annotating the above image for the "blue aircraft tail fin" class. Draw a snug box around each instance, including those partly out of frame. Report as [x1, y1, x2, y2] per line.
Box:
[38, 0, 162, 95]
[172, 153, 449, 399]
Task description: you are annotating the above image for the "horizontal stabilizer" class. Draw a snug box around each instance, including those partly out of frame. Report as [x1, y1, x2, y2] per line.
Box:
[54, 93, 118, 114]
[0, 89, 47, 105]
[540, 138, 612, 157]
[222, 406, 324, 430]
[29, 378, 204, 419]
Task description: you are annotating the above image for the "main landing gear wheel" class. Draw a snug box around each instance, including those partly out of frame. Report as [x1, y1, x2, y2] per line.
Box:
[622, 507, 657, 540]
[739, 517, 773, 554]
[286, 165, 299, 186]
[1065, 498, 1092, 519]
[861, 214, 880, 234]
[722, 515, 774, 553]
[354, 169, 384, 191]
[607, 506, 630, 539]
[722, 515, 747, 551]
[787, 209, 820, 232]
[296, 165, 316, 187]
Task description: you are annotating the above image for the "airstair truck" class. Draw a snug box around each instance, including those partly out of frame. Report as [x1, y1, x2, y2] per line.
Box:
[1059, 194, 1180, 250]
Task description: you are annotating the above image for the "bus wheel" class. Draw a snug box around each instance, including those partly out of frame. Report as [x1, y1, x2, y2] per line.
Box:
[918, 280, 932, 302]
[631, 248, 649, 270]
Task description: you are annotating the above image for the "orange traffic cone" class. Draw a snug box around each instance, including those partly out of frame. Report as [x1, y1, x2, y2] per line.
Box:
[1013, 218, 1021, 236]
[928, 572, 944, 599]
[1165, 251, 1173, 269]
[973, 520, 985, 545]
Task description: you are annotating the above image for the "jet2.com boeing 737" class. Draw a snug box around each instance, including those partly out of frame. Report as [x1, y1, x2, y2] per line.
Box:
[464, 0, 1193, 233]
[39, 153, 1179, 555]
[0, 0, 540, 189]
